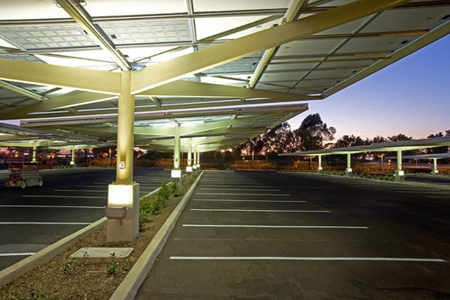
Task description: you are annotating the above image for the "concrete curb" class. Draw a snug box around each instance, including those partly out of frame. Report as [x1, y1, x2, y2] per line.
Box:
[0, 217, 107, 286]
[109, 171, 204, 300]
[282, 171, 450, 190]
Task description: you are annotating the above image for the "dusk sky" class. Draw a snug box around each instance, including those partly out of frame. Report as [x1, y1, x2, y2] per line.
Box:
[288, 34, 450, 141]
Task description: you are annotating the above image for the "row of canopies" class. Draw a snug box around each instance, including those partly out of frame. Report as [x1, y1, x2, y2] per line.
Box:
[280, 136, 450, 181]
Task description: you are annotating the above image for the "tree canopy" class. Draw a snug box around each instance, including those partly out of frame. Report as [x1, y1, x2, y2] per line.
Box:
[235, 113, 449, 157]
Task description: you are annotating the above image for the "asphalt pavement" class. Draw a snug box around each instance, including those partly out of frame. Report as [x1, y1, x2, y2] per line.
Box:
[136, 170, 450, 300]
[405, 173, 450, 186]
[0, 167, 174, 271]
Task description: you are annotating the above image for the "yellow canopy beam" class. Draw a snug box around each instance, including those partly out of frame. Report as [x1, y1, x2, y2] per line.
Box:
[139, 80, 318, 100]
[0, 58, 120, 94]
[131, 0, 408, 93]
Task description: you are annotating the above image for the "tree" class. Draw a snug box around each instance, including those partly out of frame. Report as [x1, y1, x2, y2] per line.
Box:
[295, 114, 336, 151]
[388, 133, 411, 142]
[372, 136, 387, 144]
[425, 130, 450, 154]
[334, 135, 365, 148]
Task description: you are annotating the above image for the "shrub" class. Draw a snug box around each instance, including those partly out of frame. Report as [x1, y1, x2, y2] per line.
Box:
[150, 194, 166, 214]
[158, 182, 172, 201]
[62, 253, 88, 274]
[106, 254, 133, 275]
[12, 284, 51, 300]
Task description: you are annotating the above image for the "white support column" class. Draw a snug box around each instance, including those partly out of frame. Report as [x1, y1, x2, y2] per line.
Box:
[432, 158, 439, 174]
[193, 145, 198, 171]
[186, 139, 193, 174]
[395, 150, 405, 182]
[197, 151, 201, 170]
[345, 153, 352, 175]
[171, 126, 182, 180]
[32, 146, 37, 163]
[107, 71, 140, 243]
[317, 154, 323, 172]
[70, 148, 76, 165]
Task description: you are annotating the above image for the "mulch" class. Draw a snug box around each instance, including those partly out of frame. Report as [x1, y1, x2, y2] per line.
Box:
[0, 195, 182, 300]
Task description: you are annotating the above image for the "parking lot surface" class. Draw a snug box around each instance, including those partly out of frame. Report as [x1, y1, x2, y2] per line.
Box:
[136, 170, 450, 300]
[0, 167, 173, 271]
[405, 173, 450, 186]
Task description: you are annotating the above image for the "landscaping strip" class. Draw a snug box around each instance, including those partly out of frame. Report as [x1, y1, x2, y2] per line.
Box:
[0, 184, 161, 287]
[0, 217, 107, 286]
[109, 171, 204, 300]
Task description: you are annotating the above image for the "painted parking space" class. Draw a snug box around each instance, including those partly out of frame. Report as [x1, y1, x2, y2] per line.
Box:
[0, 167, 174, 271]
[136, 170, 450, 300]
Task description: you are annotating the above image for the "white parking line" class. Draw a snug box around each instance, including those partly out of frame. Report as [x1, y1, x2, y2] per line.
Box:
[183, 224, 368, 229]
[169, 256, 445, 262]
[89, 183, 161, 187]
[198, 188, 279, 191]
[191, 209, 330, 213]
[0, 205, 103, 209]
[201, 183, 265, 185]
[194, 199, 305, 203]
[54, 189, 107, 193]
[22, 195, 105, 199]
[0, 253, 35, 257]
[201, 182, 262, 185]
[196, 193, 291, 196]
[0, 222, 91, 225]
[395, 190, 444, 194]
[77, 185, 110, 188]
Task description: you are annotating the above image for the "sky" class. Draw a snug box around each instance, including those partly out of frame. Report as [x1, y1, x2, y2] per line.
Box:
[288, 34, 450, 141]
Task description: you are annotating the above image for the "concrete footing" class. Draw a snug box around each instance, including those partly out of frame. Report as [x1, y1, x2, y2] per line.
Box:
[107, 183, 140, 242]
[394, 170, 405, 182]
[345, 168, 352, 175]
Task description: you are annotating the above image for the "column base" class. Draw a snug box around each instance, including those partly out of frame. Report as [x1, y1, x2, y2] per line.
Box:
[345, 168, 352, 175]
[394, 170, 405, 182]
[317, 166, 323, 172]
[431, 169, 439, 174]
[107, 183, 140, 242]
[171, 169, 182, 179]
[186, 166, 193, 173]
[70, 161, 76, 165]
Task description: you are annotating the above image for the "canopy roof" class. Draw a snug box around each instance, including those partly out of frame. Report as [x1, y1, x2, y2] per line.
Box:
[279, 136, 450, 156]
[386, 152, 450, 160]
[0, 0, 449, 151]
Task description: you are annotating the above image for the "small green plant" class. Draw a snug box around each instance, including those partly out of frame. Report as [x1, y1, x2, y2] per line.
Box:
[106, 253, 133, 275]
[62, 252, 88, 274]
[158, 182, 172, 200]
[150, 194, 166, 213]
[139, 195, 153, 225]
[12, 284, 51, 300]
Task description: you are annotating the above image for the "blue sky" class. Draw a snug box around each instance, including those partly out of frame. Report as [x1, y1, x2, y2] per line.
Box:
[288, 35, 450, 140]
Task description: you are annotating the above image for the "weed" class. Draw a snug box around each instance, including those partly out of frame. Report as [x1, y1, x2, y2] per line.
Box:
[106, 253, 134, 275]
[12, 284, 55, 300]
[62, 252, 88, 274]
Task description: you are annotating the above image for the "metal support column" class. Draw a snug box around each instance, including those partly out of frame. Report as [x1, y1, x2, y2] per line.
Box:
[193, 146, 198, 171]
[32, 146, 37, 163]
[171, 126, 182, 190]
[70, 148, 76, 165]
[432, 158, 439, 174]
[317, 154, 322, 172]
[107, 71, 140, 242]
[186, 139, 193, 174]
[395, 150, 405, 182]
[345, 153, 352, 175]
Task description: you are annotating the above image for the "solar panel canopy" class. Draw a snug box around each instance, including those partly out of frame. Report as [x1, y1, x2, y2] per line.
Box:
[0, 0, 449, 152]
